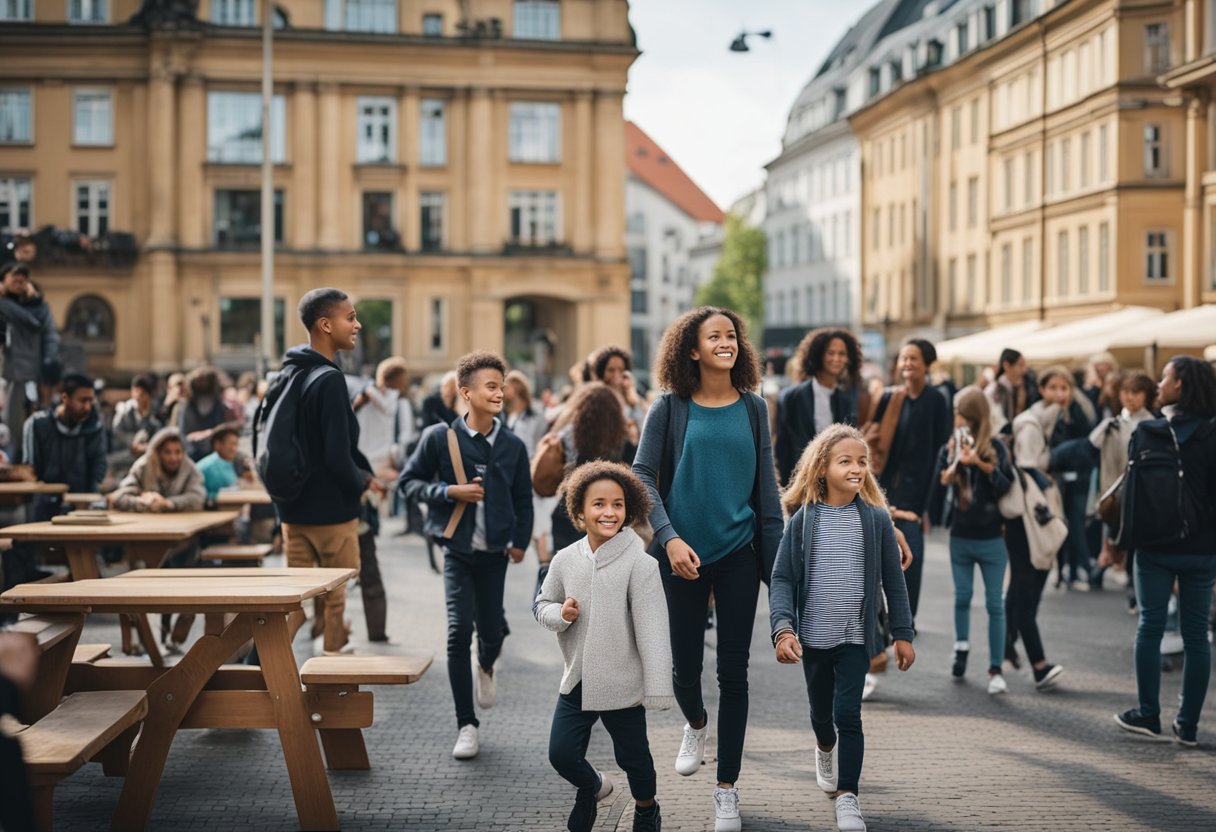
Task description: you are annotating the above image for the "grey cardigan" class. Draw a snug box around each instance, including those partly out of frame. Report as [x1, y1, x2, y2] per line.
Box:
[769, 497, 915, 656]
[632, 391, 784, 581]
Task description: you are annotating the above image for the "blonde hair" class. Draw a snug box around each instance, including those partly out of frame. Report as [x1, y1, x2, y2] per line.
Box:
[782, 424, 887, 515]
[375, 356, 409, 388]
[951, 385, 996, 510]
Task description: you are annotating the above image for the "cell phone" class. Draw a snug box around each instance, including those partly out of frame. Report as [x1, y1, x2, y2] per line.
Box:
[955, 426, 974, 449]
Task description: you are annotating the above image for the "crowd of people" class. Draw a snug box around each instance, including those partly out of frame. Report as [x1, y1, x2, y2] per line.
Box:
[1, 275, 1215, 832]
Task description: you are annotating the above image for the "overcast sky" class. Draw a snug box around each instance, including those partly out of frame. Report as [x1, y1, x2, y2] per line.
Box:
[624, 0, 864, 211]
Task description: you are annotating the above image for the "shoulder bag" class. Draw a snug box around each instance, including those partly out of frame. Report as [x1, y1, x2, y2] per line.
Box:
[441, 429, 469, 540]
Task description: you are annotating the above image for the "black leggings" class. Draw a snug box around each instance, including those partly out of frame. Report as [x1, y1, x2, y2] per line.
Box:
[660, 542, 758, 785]
[1004, 521, 1049, 665]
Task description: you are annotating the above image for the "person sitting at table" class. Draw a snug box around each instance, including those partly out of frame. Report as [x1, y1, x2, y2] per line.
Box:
[110, 427, 206, 514]
[195, 423, 254, 503]
[22, 373, 106, 521]
[109, 372, 164, 480]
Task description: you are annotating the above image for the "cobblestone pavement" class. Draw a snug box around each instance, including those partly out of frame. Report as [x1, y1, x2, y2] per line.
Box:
[49, 528, 1216, 831]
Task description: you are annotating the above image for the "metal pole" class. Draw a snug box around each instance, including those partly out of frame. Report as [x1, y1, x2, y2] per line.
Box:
[259, 0, 275, 376]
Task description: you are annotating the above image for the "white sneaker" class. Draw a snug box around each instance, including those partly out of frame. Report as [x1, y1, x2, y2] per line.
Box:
[713, 786, 741, 832]
[861, 673, 876, 701]
[835, 793, 866, 831]
[452, 725, 479, 760]
[988, 673, 1008, 695]
[595, 769, 614, 801]
[815, 744, 838, 793]
[674, 721, 708, 776]
[475, 660, 497, 709]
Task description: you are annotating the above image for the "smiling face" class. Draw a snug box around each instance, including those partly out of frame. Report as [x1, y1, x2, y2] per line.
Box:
[824, 437, 867, 502]
[690, 314, 738, 374]
[157, 439, 185, 476]
[581, 478, 626, 549]
[822, 338, 849, 378]
[898, 344, 927, 386]
[462, 368, 505, 417]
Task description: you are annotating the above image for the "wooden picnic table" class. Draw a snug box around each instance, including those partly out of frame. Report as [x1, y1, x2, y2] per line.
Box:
[214, 487, 272, 508]
[0, 480, 69, 507]
[1, 567, 355, 831]
[64, 492, 104, 510]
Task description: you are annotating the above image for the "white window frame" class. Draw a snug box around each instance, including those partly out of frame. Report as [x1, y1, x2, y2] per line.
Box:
[0, 177, 32, 234]
[419, 99, 446, 167]
[1057, 230, 1069, 297]
[508, 190, 560, 245]
[0, 89, 32, 144]
[0, 0, 32, 21]
[422, 12, 442, 36]
[207, 91, 286, 164]
[508, 101, 561, 164]
[1145, 230, 1172, 282]
[73, 179, 111, 237]
[513, 0, 560, 40]
[356, 96, 396, 164]
[68, 0, 106, 23]
[1144, 124, 1166, 177]
[1145, 23, 1171, 74]
[73, 88, 113, 146]
[325, 0, 396, 33]
[211, 0, 255, 26]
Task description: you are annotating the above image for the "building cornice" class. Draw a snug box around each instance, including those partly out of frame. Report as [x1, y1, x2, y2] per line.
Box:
[766, 119, 854, 171]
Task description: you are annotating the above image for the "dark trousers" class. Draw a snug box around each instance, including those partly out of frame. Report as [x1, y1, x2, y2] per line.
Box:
[1004, 520, 1049, 665]
[894, 517, 925, 621]
[660, 542, 757, 785]
[1057, 478, 1091, 583]
[0, 677, 35, 832]
[358, 530, 387, 641]
[548, 684, 657, 801]
[444, 548, 509, 728]
[802, 643, 868, 795]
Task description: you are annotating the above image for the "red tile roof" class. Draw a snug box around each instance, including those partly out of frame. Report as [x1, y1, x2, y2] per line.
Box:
[626, 121, 725, 224]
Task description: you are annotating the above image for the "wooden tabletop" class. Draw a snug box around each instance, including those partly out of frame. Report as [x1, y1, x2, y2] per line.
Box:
[64, 491, 104, 506]
[0, 568, 354, 614]
[0, 481, 70, 495]
[0, 511, 241, 543]
[115, 568, 298, 578]
[214, 488, 272, 507]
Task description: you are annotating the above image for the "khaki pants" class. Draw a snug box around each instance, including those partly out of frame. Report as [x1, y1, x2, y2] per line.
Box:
[283, 520, 360, 653]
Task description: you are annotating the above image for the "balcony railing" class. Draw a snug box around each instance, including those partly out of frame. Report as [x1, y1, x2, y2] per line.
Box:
[3, 226, 138, 270]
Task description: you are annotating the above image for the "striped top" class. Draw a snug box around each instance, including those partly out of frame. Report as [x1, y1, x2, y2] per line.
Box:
[799, 501, 867, 649]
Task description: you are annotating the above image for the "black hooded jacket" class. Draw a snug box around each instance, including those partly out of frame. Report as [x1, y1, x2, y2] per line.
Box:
[274, 345, 373, 525]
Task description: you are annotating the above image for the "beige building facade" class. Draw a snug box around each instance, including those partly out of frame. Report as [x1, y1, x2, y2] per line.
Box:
[0, 0, 635, 381]
[850, 0, 1189, 354]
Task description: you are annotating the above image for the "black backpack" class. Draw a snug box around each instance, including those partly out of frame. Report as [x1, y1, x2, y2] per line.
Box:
[252, 364, 337, 503]
[1114, 419, 1204, 550]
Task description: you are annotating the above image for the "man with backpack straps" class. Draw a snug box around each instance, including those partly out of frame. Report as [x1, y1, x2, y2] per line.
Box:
[1114, 356, 1216, 747]
[255, 288, 385, 656]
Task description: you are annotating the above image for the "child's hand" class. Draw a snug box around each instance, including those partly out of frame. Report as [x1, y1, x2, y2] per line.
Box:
[774, 632, 802, 664]
[560, 597, 580, 623]
[894, 639, 916, 671]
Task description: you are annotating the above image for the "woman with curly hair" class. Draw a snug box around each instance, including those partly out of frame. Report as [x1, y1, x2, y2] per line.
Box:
[632, 306, 783, 832]
[591, 345, 648, 430]
[775, 328, 868, 486]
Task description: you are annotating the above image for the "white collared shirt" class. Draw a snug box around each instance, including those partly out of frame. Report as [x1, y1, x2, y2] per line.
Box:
[461, 416, 500, 552]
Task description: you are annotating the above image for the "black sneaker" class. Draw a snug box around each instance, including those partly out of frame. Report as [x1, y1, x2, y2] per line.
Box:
[1172, 721, 1199, 748]
[1114, 709, 1166, 740]
[633, 802, 662, 832]
[951, 646, 968, 679]
[1033, 664, 1064, 690]
[568, 784, 598, 832]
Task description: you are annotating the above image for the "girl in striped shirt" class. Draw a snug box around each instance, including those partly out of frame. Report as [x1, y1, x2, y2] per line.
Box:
[769, 425, 916, 832]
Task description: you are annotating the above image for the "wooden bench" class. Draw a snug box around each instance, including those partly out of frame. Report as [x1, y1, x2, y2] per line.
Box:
[298, 653, 433, 770]
[7, 614, 85, 722]
[16, 690, 148, 832]
[200, 544, 273, 564]
[72, 643, 112, 664]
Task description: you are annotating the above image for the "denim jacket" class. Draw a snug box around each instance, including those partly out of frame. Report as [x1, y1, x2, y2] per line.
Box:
[769, 497, 914, 656]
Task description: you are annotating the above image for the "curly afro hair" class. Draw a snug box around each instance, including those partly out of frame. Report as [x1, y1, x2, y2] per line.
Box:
[794, 328, 863, 388]
[653, 306, 761, 398]
[563, 461, 652, 532]
[592, 345, 633, 381]
[456, 351, 507, 388]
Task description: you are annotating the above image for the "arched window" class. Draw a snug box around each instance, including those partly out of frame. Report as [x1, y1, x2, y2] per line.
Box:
[64, 293, 115, 354]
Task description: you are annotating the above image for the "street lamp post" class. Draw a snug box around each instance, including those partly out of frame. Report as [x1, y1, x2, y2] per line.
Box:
[258, 0, 275, 378]
[729, 29, 772, 53]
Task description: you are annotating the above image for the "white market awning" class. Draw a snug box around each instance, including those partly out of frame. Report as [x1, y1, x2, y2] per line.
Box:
[1017, 306, 1166, 363]
[1106, 304, 1216, 350]
[935, 320, 1048, 365]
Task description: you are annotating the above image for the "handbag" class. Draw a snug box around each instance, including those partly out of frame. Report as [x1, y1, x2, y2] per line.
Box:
[1018, 468, 1069, 571]
[997, 442, 1024, 519]
[862, 387, 906, 477]
[1096, 471, 1124, 529]
[530, 432, 566, 498]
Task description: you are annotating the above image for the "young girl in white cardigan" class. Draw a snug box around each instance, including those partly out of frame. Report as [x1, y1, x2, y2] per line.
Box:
[534, 461, 673, 832]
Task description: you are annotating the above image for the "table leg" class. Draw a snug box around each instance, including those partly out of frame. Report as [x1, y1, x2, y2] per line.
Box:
[21, 614, 84, 723]
[253, 614, 340, 831]
[318, 727, 371, 770]
[64, 544, 101, 580]
[130, 614, 164, 668]
[111, 614, 255, 832]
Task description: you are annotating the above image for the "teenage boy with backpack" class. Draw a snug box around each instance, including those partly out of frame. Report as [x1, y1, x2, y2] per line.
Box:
[1113, 356, 1216, 747]
[399, 351, 533, 761]
[257, 288, 385, 656]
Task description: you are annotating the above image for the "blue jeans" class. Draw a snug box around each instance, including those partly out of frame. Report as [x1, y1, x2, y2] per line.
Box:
[548, 684, 656, 801]
[949, 535, 1008, 671]
[1058, 477, 1091, 583]
[801, 643, 868, 795]
[1134, 553, 1216, 733]
[443, 549, 510, 728]
[894, 517, 925, 621]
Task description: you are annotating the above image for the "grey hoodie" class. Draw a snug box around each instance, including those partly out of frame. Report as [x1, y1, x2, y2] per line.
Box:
[0, 292, 60, 383]
[110, 427, 206, 512]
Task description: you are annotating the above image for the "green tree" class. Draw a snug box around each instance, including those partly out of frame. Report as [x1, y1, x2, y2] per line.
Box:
[695, 213, 767, 339]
